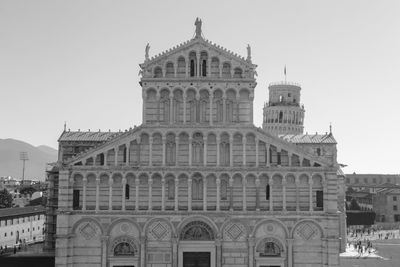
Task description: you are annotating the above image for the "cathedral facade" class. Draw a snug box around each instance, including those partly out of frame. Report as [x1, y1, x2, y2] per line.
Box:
[51, 19, 346, 267]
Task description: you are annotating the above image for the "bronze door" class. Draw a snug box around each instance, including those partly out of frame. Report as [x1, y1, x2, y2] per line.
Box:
[183, 252, 210, 267]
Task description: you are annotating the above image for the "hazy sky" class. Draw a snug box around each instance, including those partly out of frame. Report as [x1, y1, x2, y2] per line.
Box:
[1, 0, 399, 174]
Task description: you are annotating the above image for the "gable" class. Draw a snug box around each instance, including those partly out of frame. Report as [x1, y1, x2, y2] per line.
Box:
[139, 37, 257, 80]
[66, 125, 331, 168]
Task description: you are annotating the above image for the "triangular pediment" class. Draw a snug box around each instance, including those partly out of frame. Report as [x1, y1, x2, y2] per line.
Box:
[139, 37, 257, 79]
[66, 125, 331, 168]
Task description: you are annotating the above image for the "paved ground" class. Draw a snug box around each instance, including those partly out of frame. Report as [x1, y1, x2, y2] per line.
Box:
[340, 239, 400, 267]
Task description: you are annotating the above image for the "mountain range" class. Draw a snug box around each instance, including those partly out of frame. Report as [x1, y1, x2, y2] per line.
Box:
[0, 139, 58, 181]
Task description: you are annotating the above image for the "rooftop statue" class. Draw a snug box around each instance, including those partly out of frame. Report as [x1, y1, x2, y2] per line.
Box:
[195, 18, 202, 38]
[145, 43, 150, 61]
[247, 44, 252, 62]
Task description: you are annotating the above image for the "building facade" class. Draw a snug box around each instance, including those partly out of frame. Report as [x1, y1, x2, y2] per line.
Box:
[0, 206, 45, 248]
[51, 19, 345, 267]
[373, 187, 400, 223]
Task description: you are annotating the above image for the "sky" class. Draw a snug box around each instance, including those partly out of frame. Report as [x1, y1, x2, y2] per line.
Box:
[0, 0, 399, 174]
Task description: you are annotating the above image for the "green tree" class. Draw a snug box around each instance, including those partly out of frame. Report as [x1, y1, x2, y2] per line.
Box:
[19, 186, 36, 196]
[0, 189, 13, 208]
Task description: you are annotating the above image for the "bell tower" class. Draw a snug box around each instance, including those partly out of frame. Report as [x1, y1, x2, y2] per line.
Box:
[263, 81, 305, 135]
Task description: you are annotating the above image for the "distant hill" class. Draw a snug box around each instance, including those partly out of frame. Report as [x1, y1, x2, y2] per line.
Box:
[0, 139, 58, 181]
[37, 145, 58, 157]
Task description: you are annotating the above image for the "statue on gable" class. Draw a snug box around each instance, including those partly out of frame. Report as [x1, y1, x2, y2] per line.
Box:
[145, 43, 150, 61]
[195, 18, 202, 38]
[247, 44, 252, 62]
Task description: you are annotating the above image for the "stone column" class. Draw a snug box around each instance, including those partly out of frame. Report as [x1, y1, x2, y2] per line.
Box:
[295, 175, 300, 212]
[323, 179, 328, 213]
[255, 138, 259, 167]
[209, 95, 213, 125]
[288, 153, 292, 167]
[172, 237, 178, 267]
[104, 151, 107, 166]
[149, 136, 153, 166]
[197, 54, 200, 77]
[188, 137, 192, 166]
[229, 178, 234, 211]
[175, 178, 179, 211]
[287, 238, 294, 267]
[216, 177, 221, 211]
[216, 238, 222, 267]
[170, 92, 174, 124]
[125, 143, 130, 166]
[162, 136, 166, 166]
[148, 178, 153, 211]
[250, 94, 254, 123]
[229, 136, 233, 167]
[203, 136, 207, 166]
[101, 236, 108, 267]
[122, 178, 126, 211]
[203, 178, 207, 211]
[175, 136, 179, 166]
[248, 236, 255, 267]
[216, 136, 221, 166]
[140, 237, 146, 267]
[183, 93, 187, 124]
[95, 177, 100, 211]
[265, 143, 270, 167]
[282, 176, 287, 212]
[269, 177, 273, 211]
[188, 178, 192, 211]
[82, 178, 87, 211]
[255, 177, 260, 211]
[114, 146, 118, 166]
[243, 136, 247, 166]
[161, 177, 166, 211]
[143, 90, 147, 123]
[135, 177, 139, 211]
[222, 96, 227, 124]
[309, 178, 313, 212]
[243, 177, 247, 211]
[108, 176, 113, 211]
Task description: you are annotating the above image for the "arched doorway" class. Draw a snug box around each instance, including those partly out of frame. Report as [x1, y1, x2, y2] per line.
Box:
[255, 237, 286, 267]
[178, 220, 216, 267]
[108, 237, 139, 267]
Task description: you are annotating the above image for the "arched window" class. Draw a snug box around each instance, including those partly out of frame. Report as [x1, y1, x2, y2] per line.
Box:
[200, 51, 208, 77]
[214, 90, 223, 123]
[125, 184, 130, 199]
[220, 180, 228, 200]
[192, 133, 204, 165]
[192, 179, 203, 200]
[165, 62, 174, 77]
[177, 57, 186, 77]
[233, 67, 242, 78]
[279, 95, 284, 102]
[189, 51, 197, 77]
[266, 184, 270, 200]
[199, 90, 209, 123]
[154, 66, 162, 78]
[279, 111, 283, 123]
[160, 90, 170, 123]
[222, 62, 231, 78]
[211, 57, 219, 77]
[166, 133, 176, 165]
[167, 180, 175, 199]
[220, 133, 230, 166]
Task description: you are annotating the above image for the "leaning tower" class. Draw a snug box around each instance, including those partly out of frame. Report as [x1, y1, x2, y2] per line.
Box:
[262, 81, 305, 135]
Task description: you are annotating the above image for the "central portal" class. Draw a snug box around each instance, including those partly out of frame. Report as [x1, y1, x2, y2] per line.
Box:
[183, 252, 210, 267]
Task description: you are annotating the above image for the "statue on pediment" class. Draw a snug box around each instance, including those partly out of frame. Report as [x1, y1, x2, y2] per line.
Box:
[247, 44, 252, 61]
[145, 43, 150, 61]
[195, 18, 202, 38]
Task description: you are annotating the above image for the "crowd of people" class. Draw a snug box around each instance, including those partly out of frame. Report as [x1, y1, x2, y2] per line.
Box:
[345, 225, 400, 258]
